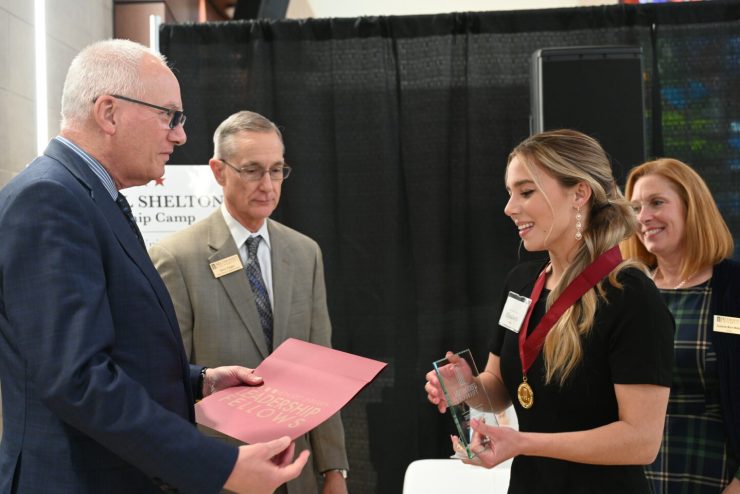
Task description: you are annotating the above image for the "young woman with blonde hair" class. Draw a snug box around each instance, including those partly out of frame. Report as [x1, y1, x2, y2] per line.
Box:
[426, 130, 675, 493]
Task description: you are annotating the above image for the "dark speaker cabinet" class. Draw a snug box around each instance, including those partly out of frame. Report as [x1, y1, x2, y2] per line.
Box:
[530, 46, 646, 184]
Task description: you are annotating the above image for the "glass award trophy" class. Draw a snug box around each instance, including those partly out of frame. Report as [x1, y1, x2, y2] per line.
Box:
[433, 349, 496, 459]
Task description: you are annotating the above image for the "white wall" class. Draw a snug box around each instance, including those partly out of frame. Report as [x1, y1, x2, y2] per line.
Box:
[0, 0, 113, 189]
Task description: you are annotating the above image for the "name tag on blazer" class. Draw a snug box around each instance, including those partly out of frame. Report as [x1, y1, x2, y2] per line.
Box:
[714, 315, 740, 335]
[210, 255, 243, 278]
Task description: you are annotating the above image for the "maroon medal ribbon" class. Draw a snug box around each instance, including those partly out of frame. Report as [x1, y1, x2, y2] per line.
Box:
[516, 244, 623, 408]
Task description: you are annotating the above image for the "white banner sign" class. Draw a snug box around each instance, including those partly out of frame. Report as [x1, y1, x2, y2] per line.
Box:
[125, 165, 223, 247]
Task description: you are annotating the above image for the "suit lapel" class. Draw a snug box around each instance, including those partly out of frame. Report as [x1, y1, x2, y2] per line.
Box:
[45, 140, 183, 345]
[207, 211, 271, 358]
[268, 220, 294, 348]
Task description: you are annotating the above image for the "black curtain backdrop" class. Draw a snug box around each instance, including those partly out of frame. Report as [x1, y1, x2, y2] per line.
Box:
[160, 2, 740, 492]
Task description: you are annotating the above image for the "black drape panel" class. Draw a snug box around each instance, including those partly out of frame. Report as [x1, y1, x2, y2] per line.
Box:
[160, 2, 740, 492]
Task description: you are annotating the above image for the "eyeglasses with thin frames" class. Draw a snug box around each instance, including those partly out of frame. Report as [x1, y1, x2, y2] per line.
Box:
[94, 94, 187, 129]
[220, 159, 292, 182]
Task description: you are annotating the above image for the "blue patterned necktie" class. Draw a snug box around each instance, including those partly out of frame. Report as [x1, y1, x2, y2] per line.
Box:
[245, 236, 273, 350]
[115, 193, 146, 249]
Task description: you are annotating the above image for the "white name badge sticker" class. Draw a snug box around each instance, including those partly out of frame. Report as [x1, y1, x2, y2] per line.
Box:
[714, 315, 740, 335]
[498, 291, 532, 333]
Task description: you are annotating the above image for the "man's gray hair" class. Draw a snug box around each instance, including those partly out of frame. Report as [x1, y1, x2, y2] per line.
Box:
[61, 39, 168, 129]
[213, 111, 283, 160]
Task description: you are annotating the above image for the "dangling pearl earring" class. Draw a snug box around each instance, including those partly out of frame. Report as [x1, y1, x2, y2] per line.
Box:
[575, 206, 583, 240]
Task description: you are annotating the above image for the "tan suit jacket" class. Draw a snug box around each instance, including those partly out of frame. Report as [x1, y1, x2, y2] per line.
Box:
[150, 210, 348, 493]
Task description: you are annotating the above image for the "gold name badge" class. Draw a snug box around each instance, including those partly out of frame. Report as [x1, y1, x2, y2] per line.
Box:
[210, 255, 243, 278]
[714, 315, 740, 335]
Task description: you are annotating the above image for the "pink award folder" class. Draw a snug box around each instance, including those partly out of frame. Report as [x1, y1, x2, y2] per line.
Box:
[195, 338, 387, 443]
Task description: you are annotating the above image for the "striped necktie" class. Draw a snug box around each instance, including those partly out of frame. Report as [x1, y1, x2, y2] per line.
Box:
[245, 236, 273, 350]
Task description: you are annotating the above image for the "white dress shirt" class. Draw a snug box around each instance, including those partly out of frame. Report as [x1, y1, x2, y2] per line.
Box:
[220, 204, 274, 308]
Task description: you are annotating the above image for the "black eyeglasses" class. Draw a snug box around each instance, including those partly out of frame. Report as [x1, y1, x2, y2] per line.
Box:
[221, 159, 292, 182]
[102, 94, 187, 129]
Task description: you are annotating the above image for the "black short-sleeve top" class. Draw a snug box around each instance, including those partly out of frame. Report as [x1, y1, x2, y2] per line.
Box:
[489, 260, 674, 493]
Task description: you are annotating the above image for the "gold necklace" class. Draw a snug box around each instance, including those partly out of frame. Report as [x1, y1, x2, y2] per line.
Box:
[673, 276, 693, 289]
[653, 267, 696, 290]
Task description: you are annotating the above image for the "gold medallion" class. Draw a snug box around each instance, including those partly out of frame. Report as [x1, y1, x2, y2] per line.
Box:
[517, 380, 534, 409]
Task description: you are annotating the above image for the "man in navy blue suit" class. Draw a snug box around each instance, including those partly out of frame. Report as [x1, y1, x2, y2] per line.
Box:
[0, 39, 308, 493]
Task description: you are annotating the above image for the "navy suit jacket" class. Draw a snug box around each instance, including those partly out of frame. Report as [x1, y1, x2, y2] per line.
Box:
[0, 139, 236, 493]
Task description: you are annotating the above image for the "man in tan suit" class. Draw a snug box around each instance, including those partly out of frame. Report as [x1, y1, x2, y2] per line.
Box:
[150, 111, 349, 494]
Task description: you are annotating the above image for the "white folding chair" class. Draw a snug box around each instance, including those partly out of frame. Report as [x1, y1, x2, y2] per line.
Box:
[402, 458, 511, 494]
